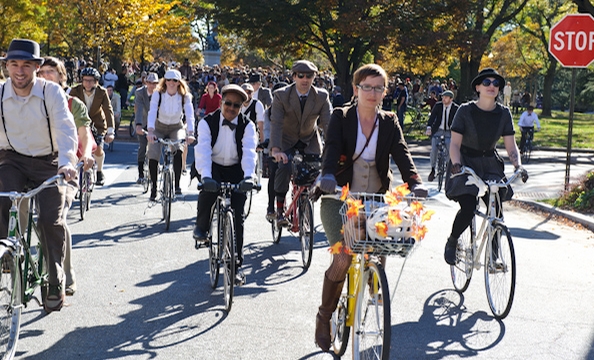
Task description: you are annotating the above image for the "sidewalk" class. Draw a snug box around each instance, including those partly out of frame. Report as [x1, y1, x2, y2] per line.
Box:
[407, 140, 594, 232]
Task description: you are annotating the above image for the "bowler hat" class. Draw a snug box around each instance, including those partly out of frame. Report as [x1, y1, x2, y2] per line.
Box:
[0, 39, 44, 63]
[221, 84, 248, 102]
[471, 68, 505, 90]
[292, 60, 318, 74]
[248, 73, 262, 83]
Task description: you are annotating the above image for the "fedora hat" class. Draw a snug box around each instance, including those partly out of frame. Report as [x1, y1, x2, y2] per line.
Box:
[248, 73, 262, 83]
[471, 68, 505, 90]
[0, 39, 44, 63]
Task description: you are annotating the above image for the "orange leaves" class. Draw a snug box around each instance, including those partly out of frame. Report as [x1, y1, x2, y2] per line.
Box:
[328, 242, 352, 255]
[412, 224, 428, 241]
[340, 184, 349, 201]
[375, 222, 388, 238]
[410, 200, 424, 215]
[387, 209, 402, 226]
[345, 198, 364, 219]
[421, 209, 435, 223]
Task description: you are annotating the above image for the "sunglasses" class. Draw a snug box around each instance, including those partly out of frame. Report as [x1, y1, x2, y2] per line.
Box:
[296, 73, 314, 79]
[223, 100, 242, 109]
[166, 78, 179, 82]
[481, 78, 500, 87]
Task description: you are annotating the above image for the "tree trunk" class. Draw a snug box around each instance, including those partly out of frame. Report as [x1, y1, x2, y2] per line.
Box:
[459, 57, 481, 102]
[334, 52, 355, 102]
[541, 58, 557, 117]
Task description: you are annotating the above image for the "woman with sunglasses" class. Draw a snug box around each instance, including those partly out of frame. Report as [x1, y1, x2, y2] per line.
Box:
[146, 69, 195, 200]
[444, 68, 526, 265]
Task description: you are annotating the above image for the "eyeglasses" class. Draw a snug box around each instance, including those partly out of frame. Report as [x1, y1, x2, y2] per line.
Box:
[37, 69, 57, 76]
[357, 84, 385, 93]
[296, 73, 314, 79]
[166, 79, 179, 82]
[223, 100, 242, 109]
[481, 78, 500, 87]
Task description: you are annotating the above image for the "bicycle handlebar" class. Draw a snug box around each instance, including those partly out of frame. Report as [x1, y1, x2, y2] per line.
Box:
[452, 166, 525, 189]
[157, 138, 186, 146]
[197, 181, 261, 192]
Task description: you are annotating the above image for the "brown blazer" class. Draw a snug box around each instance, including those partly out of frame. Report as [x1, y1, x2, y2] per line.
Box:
[269, 83, 331, 155]
[322, 105, 421, 192]
[70, 85, 114, 135]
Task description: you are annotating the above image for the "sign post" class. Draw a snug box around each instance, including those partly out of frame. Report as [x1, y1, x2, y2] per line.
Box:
[549, 13, 594, 190]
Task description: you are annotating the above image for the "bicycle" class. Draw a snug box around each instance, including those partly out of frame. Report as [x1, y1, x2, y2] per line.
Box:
[435, 135, 449, 192]
[128, 115, 136, 138]
[404, 106, 427, 136]
[77, 163, 96, 220]
[520, 127, 534, 163]
[197, 181, 260, 312]
[325, 187, 431, 359]
[243, 149, 263, 220]
[0, 172, 75, 359]
[271, 151, 320, 270]
[450, 166, 526, 319]
[155, 138, 185, 231]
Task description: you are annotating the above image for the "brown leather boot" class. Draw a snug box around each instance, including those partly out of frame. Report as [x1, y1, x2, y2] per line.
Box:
[315, 273, 345, 352]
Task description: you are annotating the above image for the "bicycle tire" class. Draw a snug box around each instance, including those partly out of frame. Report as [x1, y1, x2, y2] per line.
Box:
[271, 216, 282, 244]
[162, 170, 172, 230]
[209, 203, 221, 289]
[451, 218, 475, 293]
[437, 151, 445, 192]
[79, 167, 88, 220]
[243, 190, 252, 220]
[222, 211, 235, 312]
[129, 119, 136, 138]
[142, 161, 149, 194]
[0, 245, 21, 360]
[331, 277, 350, 356]
[353, 261, 391, 360]
[85, 170, 92, 211]
[299, 196, 314, 269]
[484, 223, 516, 319]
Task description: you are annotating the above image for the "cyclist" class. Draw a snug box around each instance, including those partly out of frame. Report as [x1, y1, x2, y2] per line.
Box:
[134, 72, 159, 184]
[518, 105, 541, 154]
[0, 39, 78, 312]
[444, 68, 527, 265]
[315, 64, 427, 352]
[269, 60, 331, 225]
[146, 69, 195, 199]
[193, 84, 256, 286]
[70, 66, 115, 186]
[425, 90, 459, 182]
[38, 56, 96, 296]
[240, 83, 265, 144]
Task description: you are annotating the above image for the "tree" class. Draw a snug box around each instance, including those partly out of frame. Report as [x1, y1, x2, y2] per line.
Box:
[0, 0, 44, 51]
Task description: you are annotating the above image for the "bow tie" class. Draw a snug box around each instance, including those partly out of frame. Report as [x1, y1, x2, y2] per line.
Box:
[222, 119, 237, 130]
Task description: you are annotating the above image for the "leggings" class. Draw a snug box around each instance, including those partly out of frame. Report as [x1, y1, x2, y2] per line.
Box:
[450, 194, 501, 240]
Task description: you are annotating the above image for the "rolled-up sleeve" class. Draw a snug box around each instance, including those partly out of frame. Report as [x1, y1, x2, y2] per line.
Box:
[241, 121, 258, 179]
[195, 119, 213, 178]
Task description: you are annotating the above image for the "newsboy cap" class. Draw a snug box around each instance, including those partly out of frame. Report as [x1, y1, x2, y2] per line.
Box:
[292, 60, 318, 73]
[0, 39, 44, 63]
[221, 84, 248, 102]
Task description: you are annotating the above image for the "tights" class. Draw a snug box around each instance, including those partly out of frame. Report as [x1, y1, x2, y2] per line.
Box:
[325, 242, 387, 283]
[149, 152, 183, 191]
[449, 194, 501, 240]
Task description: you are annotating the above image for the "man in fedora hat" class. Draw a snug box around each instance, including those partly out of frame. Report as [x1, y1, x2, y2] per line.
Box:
[0, 39, 78, 312]
[248, 73, 272, 109]
[269, 60, 331, 225]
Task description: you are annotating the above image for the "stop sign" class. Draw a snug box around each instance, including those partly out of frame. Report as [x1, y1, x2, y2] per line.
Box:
[549, 14, 594, 67]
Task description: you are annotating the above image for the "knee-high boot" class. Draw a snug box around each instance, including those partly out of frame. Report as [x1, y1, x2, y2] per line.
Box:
[315, 272, 345, 352]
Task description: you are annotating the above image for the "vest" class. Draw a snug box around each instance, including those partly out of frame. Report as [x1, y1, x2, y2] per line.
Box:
[204, 109, 249, 161]
[243, 99, 257, 124]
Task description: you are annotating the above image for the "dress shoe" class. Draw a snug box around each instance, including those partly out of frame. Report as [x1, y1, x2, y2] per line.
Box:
[96, 171, 105, 186]
[193, 226, 208, 241]
[428, 168, 436, 182]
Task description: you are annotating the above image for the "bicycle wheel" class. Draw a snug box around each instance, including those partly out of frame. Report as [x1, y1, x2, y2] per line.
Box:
[0, 246, 21, 360]
[451, 218, 474, 293]
[298, 196, 314, 269]
[142, 161, 149, 194]
[85, 170, 92, 211]
[437, 151, 445, 192]
[353, 261, 391, 360]
[162, 170, 173, 230]
[331, 277, 350, 356]
[209, 204, 221, 289]
[222, 211, 235, 312]
[243, 190, 252, 220]
[484, 224, 516, 319]
[129, 119, 136, 138]
[271, 212, 282, 244]
[79, 167, 88, 220]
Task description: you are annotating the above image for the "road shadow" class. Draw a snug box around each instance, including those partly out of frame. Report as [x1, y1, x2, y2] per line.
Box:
[507, 227, 560, 241]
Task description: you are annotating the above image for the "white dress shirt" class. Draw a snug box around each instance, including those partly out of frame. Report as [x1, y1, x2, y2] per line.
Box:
[195, 112, 257, 179]
[354, 112, 379, 161]
[440, 104, 451, 130]
[0, 78, 77, 168]
[241, 98, 265, 123]
[518, 111, 541, 129]
[147, 91, 195, 133]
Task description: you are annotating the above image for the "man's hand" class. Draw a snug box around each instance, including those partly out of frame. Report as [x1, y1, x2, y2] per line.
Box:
[147, 130, 157, 144]
[318, 174, 337, 194]
[186, 134, 196, 145]
[271, 148, 288, 164]
[238, 177, 254, 192]
[105, 133, 115, 144]
[201, 177, 219, 192]
[80, 155, 95, 171]
[58, 165, 77, 182]
[135, 124, 145, 136]
[425, 127, 432, 136]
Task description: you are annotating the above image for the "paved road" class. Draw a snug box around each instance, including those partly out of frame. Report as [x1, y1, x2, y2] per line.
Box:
[12, 141, 594, 359]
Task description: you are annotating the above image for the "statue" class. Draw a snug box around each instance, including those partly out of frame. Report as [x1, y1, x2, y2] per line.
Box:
[205, 22, 220, 51]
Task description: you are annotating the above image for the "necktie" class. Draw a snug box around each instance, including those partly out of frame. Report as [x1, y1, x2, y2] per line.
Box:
[443, 106, 449, 131]
[223, 119, 237, 130]
[299, 95, 307, 111]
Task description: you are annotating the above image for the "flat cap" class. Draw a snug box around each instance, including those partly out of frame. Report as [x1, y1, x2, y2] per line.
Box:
[292, 60, 318, 73]
[221, 84, 248, 102]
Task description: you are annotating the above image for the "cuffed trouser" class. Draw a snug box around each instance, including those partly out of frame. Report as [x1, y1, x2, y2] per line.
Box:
[137, 130, 148, 165]
[274, 157, 292, 201]
[430, 129, 451, 168]
[0, 150, 68, 286]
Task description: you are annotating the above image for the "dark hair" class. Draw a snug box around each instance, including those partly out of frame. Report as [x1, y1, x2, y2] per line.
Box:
[40, 56, 67, 87]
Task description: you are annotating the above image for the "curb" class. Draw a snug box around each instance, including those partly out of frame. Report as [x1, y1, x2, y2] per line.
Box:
[511, 199, 594, 232]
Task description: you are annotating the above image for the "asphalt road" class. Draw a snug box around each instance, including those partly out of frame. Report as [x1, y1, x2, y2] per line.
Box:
[11, 140, 594, 360]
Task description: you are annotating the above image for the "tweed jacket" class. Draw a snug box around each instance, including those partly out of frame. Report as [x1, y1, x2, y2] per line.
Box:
[270, 83, 331, 155]
[322, 105, 421, 192]
[134, 86, 151, 129]
[70, 85, 114, 135]
[427, 101, 459, 134]
[257, 87, 272, 108]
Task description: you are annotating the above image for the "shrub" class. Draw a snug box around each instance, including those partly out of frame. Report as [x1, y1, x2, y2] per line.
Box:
[557, 171, 594, 212]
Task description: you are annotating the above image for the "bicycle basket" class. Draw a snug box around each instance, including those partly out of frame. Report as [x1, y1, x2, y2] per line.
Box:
[340, 193, 418, 257]
[292, 154, 321, 186]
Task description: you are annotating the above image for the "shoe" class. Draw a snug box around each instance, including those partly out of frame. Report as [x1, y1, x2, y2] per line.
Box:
[65, 281, 76, 296]
[428, 168, 435, 182]
[175, 187, 182, 195]
[235, 269, 246, 286]
[277, 211, 289, 227]
[265, 211, 276, 223]
[96, 171, 105, 186]
[193, 225, 208, 241]
[149, 189, 157, 202]
[44, 284, 65, 313]
[444, 237, 457, 265]
[136, 177, 144, 185]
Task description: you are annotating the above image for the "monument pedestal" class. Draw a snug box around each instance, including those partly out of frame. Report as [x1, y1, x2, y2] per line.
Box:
[203, 50, 221, 67]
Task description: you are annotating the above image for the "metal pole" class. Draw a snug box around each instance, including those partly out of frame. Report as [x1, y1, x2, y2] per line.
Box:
[564, 68, 577, 191]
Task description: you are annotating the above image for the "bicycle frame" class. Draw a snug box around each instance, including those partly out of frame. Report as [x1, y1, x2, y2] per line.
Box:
[282, 184, 308, 232]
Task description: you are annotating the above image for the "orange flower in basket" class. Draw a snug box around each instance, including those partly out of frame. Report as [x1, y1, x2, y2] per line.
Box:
[412, 224, 428, 241]
[388, 209, 402, 225]
[345, 198, 364, 219]
[421, 209, 435, 222]
[410, 200, 424, 215]
[340, 184, 350, 201]
[375, 222, 388, 238]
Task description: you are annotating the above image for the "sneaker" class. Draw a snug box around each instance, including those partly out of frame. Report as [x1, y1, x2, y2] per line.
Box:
[65, 281, 77, 296]
[428, 168, 436, 182]
[136, 177, 144, 185]
[235, 269, 246, 286]
[277, 211, 289, 227]
[444, 238, 457, 265]
[265, 211, 276, 223]
[96, 171, 105, 186]
[44, 284, 65, 313]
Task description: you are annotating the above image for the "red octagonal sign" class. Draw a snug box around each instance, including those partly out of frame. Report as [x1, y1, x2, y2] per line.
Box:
[549, 14, 594, 68]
